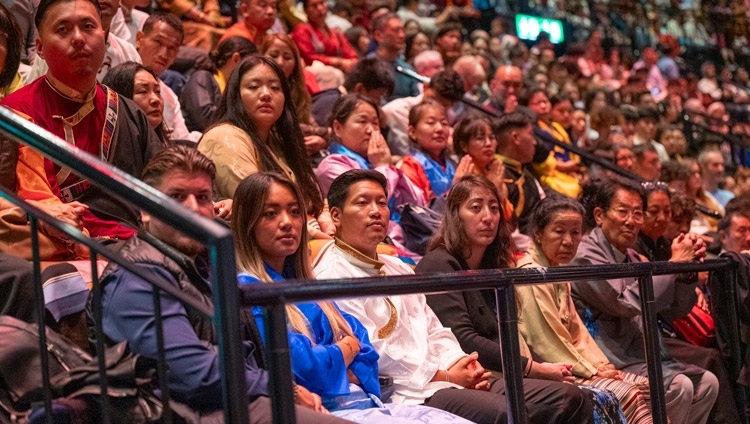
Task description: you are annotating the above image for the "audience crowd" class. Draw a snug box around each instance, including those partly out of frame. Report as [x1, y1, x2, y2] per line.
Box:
[1, 0, 750, 422]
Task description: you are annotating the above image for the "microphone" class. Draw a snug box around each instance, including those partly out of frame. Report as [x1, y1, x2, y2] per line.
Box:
[395, 65, 431, 84]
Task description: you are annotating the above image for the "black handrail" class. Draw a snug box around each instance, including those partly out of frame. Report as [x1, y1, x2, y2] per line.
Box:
[0, 106, 248, 423]
[241, 258, 732, 424]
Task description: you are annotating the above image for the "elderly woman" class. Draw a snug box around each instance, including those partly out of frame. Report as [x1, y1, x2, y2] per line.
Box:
[572, 178, 718, 424]
[632, 182, 743, 424]
[517, 197, 655, 423]
[417, 175, 623, 423]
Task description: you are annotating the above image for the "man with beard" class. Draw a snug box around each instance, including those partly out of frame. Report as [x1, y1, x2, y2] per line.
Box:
[97, 146, 352, 422]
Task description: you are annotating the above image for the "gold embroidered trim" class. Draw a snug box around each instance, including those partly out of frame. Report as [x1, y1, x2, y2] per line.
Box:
[377, 297, 398, 339]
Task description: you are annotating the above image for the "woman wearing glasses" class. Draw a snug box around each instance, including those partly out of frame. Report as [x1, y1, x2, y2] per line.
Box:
[572, 178, 718, 424]
[632, 182, 743, 424]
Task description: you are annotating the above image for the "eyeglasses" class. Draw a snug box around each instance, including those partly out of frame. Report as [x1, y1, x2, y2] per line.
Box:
[608, 207, 645, 223]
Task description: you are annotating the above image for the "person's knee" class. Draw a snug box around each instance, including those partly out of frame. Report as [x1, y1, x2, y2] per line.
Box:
[557, 383, 592, 418]
[695, 371, 719, 404]
[666, 374, 694, 408]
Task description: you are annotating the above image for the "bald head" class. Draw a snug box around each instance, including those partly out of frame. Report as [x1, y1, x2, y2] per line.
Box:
[491, 65, 523, 98]
[452, 55, 486, 93]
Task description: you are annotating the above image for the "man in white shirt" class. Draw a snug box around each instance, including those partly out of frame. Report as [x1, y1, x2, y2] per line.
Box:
[136, 12, 200, 142]
[313, 169, 594, 424]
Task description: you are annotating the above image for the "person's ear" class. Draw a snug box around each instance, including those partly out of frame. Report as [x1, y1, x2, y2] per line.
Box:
[593, 206, 604, 226]
[719, 229, 728, 246]
[407, 124, 416, 141]
[135, 30, 144, 51]
[332, 120, 343, 139]
[352, 82, 366, 95]
[330, 206, 341, 226]
[231, 52, 242, 65]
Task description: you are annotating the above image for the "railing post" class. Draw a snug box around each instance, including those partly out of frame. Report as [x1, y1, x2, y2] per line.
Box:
[210, 237, 249, 424]
[495, 284, 527, 424]
[637, 275, 668, 424]
[29, 217, 53, 424]
[265, 303, 296, 424]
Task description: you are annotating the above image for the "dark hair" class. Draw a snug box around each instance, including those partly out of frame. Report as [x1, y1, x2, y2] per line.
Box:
[660, 160, 690, 183]
[584, 89, 609, 110]
[434, 23, 461, 42]
[632, 142, 657, 160]
[210, 36, 257, 70]
[343, 58, 394, 95]
[492, 111, 532, 146]
[141, 145, 216, 187]
[636, 107, 660, 122]
[655, 124, 680, 144]
[549, 93, 572, 108]
[344, 26, 368, 55]
[371, 12, 399, 33]
[408, 99, 446, 128]
[669, 190, 695, 227]
[428, 174, 514, 268]
[35, 0, 100, 29]
[327, 169, 388, 211]
[453, 115, 492, 158]
[102, 61, 170, 142]
[329, 93, 380, 128]
[0, 3, 22, 88]
[530, 196, 585, 237]
[583, 178, 646, 227]
[518, 86, 548, 107]
[405, 31, 430, 60]
[720, 195, 750, 232]
[428, 69, 464, 102]
[212, 54, 324, 216]
[142, 12, 184, 42]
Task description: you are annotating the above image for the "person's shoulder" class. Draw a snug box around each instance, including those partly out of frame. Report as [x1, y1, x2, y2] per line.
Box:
[380, 254, 415, 275]
[0, 77, 43, 109]
[291, 22, 313, 35]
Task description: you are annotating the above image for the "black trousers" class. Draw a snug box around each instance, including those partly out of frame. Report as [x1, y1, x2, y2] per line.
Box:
[0, 253, 36, 323]
[423, 377, 595, 424]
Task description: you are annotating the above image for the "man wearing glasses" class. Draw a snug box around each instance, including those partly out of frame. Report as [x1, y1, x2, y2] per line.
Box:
[571, 178, 718, 424]
[486, 65, 523, 114]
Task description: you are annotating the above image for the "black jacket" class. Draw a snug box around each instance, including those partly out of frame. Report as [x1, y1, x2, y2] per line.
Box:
[416, 247, 530, 373]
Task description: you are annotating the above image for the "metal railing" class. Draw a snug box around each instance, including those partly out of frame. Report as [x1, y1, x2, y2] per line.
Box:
[0, 106, 248, 423]
[241, 258, 736, 424]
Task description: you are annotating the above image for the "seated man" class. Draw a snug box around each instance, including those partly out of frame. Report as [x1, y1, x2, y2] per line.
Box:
[313, 169, 594, 424]
[2, 0, 164, 242]
[571, 178, 718, 424]
[291, 0, 358, 73]
[97, 146, 350, 422]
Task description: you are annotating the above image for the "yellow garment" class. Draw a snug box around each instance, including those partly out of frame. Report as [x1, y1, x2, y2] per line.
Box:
[213, 69, 227, 93]
[532, 121, 581, 199]
[516, 244, 610, 378]
[197, 123, 294, 199]
[0, 73, 23, 100]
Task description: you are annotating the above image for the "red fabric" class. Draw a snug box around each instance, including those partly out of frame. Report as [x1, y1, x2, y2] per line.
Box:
[2, 77, 136, 239]
[303, 68, 321, 95]
[400, 155, 434, 204]
[291, 23, 358, 67]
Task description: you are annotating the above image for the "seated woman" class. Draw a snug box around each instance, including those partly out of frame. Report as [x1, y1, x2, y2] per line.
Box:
[103, 62, 171, 144]
[633, 182, 742, 423]
[399, 100, 455, 202]
[198, 55, 333, 239]
[452, 116, 512, 219]
[315, 94, 425, 225]
[261, 34, 328, 158]
[516, 197, 654, 423]
[233, 172, 471, 423]
[520, 88, 581, 199]
[416, 175, 624, 423]
[180, 36, 257, 133]
[572, 178, 718, 424]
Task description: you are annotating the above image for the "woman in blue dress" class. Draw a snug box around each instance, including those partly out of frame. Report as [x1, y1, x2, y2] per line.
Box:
[233, 172, 472, 423]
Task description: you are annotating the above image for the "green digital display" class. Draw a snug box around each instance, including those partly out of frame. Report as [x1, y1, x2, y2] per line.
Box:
[515, 14, 565, 44]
